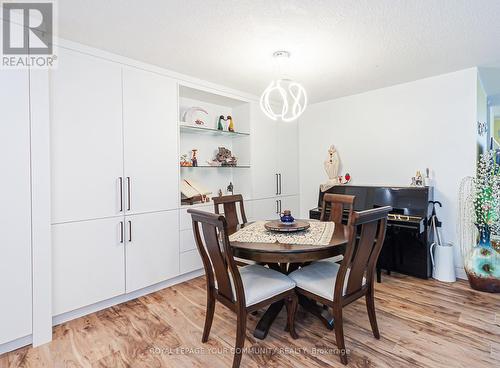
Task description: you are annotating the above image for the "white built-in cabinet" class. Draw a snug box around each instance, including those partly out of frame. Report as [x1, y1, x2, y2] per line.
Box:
[125, 211, 179, 293]
[51, 49, 180, 315]
[250, 103, 300, 218]
[0, 69, 33, 344]
[52, 218, 126, 315]
[122, 67, 179, 213]
[51, 49, 124, 223]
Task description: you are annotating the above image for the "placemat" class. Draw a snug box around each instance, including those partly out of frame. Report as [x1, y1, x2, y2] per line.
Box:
[229, 221, 335, 246]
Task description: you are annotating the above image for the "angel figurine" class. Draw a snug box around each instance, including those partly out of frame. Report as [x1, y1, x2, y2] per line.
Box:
[320, 145, 340, 192]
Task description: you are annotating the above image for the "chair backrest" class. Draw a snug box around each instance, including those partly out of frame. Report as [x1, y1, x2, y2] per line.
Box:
[213, 194, 247, 229]
[188, 209, 245, 306]
[334, 206, 391, 301]
[320, 193, 355, 224]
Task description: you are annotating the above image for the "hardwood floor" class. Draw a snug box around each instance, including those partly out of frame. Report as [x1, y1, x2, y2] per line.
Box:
[1, 273, 500, 367]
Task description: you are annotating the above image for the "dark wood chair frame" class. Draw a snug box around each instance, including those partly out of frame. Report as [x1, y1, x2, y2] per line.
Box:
[188, 209, 299, 368]
[320, 193, 355, 224]
[295, 206, 391, 365]
[213, 194, 247, 229]
[213, 195, 251, 266]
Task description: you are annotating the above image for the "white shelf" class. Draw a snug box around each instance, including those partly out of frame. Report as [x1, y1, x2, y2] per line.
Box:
[179, 123, 249, 137]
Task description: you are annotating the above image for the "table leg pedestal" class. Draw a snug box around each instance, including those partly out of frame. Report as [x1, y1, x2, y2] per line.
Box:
[253, 300, 284, 340]
[298, 295, 334, 330]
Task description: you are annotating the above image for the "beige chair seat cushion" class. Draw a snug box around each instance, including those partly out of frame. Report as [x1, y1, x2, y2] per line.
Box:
[289, 261, 365, 301]
[319, 255, 343, 263]
[240, 265, 296, 306]
[220, 265, 295, 307]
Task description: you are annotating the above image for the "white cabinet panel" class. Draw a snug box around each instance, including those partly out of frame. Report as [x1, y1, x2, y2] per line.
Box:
[0, 69, 32, 344]
[279, 195, 300, 217]
[277, 121, 299, 196]
[251, 104, 278, 199]
[180, 249, 203, 274]
[52, 217, 126, 315]
[51, 48, 124, 223]
[125, 211, 179, 293]
[251, 198, 281, 221]
[180, 229, 196, 253]
[123, 68, 179, 214]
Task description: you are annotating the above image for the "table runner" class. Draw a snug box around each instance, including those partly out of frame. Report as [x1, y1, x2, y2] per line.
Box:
[229, 221, 335, 246]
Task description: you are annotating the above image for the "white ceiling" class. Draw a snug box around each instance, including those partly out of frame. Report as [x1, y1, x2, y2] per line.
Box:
[57, 0, 500, 103]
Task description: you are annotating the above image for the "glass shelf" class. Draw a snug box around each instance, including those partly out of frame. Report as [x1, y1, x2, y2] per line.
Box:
[180, 165, 251, 169]
[179, 123, 250, 137]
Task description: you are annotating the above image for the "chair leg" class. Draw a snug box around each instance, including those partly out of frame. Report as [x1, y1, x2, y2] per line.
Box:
[366, 289, 380, 339]
[284, 294, 299, 339]
[202, 291, 215, 343]
[232, 311, 247, 368]
[333, 308, 348, 365]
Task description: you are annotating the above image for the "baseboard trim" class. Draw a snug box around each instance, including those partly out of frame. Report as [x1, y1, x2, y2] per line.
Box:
[0, 335, 32, 356]
[53, 269, 204, 326]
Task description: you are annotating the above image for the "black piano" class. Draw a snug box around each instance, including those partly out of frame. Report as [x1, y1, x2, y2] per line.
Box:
[310, 185, 434, 280]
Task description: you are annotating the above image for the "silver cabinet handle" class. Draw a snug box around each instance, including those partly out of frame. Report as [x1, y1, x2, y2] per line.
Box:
[278, 173, 282, 195]
[126, 177, 131, 211]
[276, 200, 279, 214]
[119, 177, 123, 212]
[128, 220, 132, 242]
[275, 173, 279, 195]
[120, 221, 124, 243]
[279, 199, 282, 214]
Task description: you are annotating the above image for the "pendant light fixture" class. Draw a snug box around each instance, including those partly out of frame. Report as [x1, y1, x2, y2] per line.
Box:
[260, 51, 307, 122]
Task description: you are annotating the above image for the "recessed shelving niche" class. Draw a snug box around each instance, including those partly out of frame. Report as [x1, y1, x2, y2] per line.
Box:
[178, 85, 252, 206]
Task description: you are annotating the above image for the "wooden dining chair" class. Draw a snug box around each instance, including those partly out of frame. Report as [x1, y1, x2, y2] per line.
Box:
[188, 209, 299, 368]
[320, 193, 356, 263]
[320, 193, 355, 223]
[213, 194, 247, 229]
[213, 194, 252, 266]
[289, 206, 391, 365]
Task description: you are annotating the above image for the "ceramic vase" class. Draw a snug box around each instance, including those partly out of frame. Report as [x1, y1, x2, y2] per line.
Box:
[465, 227, 500, 293]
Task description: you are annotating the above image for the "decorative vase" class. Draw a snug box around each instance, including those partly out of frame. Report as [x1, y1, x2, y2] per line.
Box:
[465, 227, 500, 293]
[280, 210, 295, 225]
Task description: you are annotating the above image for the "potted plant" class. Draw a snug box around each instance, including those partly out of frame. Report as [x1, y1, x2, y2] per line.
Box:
[465, 150, 500, 292]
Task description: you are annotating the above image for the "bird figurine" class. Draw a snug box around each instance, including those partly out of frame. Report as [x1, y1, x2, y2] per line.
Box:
[227, 115, 234, 132]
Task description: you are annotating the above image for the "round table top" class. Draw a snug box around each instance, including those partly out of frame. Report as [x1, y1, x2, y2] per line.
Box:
[229, 220, 348, 264]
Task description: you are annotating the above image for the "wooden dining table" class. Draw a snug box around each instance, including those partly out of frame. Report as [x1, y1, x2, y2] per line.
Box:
[229, 220, 349, 340]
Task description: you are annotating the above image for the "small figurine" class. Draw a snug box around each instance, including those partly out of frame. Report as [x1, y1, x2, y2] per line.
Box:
[339, 173, 351, 184]
[191, 149, 198, 167]
[415, 170, 423, 186]
[227, 115, 235, 132]
[227, 182, 234, 195]
[218, 189, 223, 197]
[180, 154, 192, 167]
[217, 115, 225, 131]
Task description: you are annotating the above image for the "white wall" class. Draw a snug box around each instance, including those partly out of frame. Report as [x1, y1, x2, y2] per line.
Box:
[298, 68, 478, 273]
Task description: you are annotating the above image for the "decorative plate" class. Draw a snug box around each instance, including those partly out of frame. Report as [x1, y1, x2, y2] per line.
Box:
[264, 220, 311, 233]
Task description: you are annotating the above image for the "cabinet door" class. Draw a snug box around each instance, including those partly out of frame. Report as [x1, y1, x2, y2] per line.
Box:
[279, 195, 300, 217]
[52, 217, 126, 315]
[51, 48, 124, 223]
[123, 68, 179, 214]
[277, 121, 299, 196]
[251, 197, 281, 221]
[251, 103, 278, 199]
[0, 69, 32, 344]
[125, 211, 179, 293]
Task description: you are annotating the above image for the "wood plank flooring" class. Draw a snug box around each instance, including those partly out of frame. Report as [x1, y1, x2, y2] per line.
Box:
[1, 273, 500, 367]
